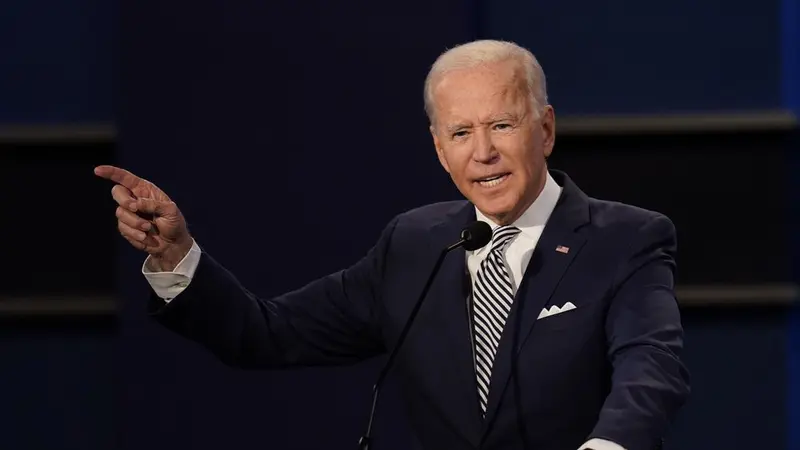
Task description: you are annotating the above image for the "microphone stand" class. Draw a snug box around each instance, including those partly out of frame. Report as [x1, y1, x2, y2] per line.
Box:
[357, 238, 470, 450]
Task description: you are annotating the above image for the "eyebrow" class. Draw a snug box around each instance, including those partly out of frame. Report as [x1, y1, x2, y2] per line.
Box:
[481, 113, 517, 123]
[444, 113, 520, 134]
[445, 122, 471, 134]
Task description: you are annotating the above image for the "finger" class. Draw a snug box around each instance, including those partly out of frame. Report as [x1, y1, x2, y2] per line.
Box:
[95, 165, 143, 191]
[118, 220, 147, 242]
[116, 206, 152, 232]
[121, 232, 146, 251]
[141, 234, 159, 249]
[134, 197, 175, 216]
[121, 232, 159, 252]
[111, 185, 137, 210]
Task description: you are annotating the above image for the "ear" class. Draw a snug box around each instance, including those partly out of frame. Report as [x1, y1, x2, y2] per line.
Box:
[431, 125, 451, 173]
[541, 105, 556, 158]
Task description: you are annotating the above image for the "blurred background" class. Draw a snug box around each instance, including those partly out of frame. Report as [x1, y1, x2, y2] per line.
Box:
[2, 0, 799, 448]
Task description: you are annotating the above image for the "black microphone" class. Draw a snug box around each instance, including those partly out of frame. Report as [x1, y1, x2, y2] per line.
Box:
[358, 221, 492, 450]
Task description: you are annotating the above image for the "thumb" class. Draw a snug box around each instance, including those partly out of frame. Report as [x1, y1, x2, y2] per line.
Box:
[133, 197, 176, 217]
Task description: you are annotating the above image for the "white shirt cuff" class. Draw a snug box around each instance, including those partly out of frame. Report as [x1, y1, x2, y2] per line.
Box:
[579, 438, 626, 450]
[141, 239, 202, 302]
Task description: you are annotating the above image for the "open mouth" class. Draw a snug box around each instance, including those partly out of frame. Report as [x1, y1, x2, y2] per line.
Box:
[476, 173, 510, 188]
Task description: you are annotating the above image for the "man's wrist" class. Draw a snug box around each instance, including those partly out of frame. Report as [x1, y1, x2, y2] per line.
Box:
[150, 238, 193, 272]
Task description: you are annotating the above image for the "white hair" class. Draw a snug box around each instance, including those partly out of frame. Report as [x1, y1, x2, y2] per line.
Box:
[423, 40, 549, 126]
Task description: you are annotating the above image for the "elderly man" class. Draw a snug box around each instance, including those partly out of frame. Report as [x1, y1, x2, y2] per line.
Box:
[96, 40, 689, 450]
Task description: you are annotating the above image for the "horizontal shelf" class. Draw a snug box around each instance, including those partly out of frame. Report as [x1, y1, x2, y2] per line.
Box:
[0, 294, 116, 318]
[0, 283, 794, 320]
[676, 283, 798, 307]
[0, 122, 115, 144]
[557, 109, 797, 135]
[0, 110, 796, 145]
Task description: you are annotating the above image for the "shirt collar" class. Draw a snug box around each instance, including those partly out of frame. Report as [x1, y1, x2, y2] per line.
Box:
[473, 171, 562, 247]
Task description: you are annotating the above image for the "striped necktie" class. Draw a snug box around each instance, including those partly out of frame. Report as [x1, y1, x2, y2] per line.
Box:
[471, 225, 521, 414]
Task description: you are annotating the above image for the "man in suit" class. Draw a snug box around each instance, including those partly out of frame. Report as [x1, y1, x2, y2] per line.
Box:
[96, 40, 690, 450]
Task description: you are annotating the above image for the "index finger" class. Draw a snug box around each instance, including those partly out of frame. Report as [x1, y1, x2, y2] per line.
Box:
[94, 165, 143, 191]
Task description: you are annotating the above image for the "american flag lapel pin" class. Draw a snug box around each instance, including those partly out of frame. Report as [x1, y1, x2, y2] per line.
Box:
[555, 245, 570, 254]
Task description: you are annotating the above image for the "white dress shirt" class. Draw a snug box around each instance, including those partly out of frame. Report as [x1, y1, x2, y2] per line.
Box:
[141, 172, 625, 450]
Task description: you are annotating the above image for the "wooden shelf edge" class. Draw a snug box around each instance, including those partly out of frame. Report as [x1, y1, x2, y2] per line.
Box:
[0, 295, 117, 318]
[0, 283, 795, 320]
[676, 283, 799, 307]
[558, 110, 798, 135]
[0, 111, 795, 144]
[0, 123, 116, 144]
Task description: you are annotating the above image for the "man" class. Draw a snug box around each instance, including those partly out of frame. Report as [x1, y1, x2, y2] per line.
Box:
[96, 40, 690, 450]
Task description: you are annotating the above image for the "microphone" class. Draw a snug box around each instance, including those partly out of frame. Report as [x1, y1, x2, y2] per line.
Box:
[358, 221, 492, 450]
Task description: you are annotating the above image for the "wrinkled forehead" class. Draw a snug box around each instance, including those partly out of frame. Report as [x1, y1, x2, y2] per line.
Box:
[430, 61, 530, 123]
[433, 59, 526, 94]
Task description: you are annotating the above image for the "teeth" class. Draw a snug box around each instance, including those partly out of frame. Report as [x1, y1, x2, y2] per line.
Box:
[478, 174, 507, 187]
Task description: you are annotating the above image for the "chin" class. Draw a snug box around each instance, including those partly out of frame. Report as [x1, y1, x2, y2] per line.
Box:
[475, 200, 516, 222]
[462, 182, 521, 218]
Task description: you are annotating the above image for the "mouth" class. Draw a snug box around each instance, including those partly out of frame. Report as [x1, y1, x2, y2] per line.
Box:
[475, 173, 510, 188]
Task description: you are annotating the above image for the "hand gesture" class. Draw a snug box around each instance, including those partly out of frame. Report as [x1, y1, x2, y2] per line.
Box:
[95, 165, 193, 270]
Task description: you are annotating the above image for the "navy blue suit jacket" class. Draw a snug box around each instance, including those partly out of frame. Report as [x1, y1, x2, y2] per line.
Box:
[148, 170, 690, 450]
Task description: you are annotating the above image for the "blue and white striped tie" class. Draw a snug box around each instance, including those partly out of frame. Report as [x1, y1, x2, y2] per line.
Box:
[471, 225, 521, 414]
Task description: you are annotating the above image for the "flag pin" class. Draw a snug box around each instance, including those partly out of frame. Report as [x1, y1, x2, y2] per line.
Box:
[555, 245, 570, 254]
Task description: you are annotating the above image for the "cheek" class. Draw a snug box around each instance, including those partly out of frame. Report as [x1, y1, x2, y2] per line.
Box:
[506, 138, 542, 170]
[442, 147, 472, 178]
[495, 137, 532, 165]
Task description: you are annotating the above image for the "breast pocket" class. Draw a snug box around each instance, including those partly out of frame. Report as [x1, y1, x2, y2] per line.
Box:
[531, 300, 600, 333]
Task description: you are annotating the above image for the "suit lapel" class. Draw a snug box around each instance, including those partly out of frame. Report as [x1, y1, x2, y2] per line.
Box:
[481, 171, 591, 430]
[426, 203, 483, 445]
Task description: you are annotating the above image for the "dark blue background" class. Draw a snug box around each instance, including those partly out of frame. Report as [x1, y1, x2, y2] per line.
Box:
[783, 0, 800, 447]
[2, 0, 799, 448]
[0, 0, 114, 122]
[479, 0, 783, 114]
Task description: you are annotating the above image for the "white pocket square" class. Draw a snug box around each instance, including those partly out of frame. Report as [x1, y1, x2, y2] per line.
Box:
[537, 302, 577, 320]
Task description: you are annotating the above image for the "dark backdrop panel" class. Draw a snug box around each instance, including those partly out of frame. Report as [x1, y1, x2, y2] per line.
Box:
[0, 0, 115, 122]
[548, 130, 793, 285]
[0, 320, 116, 450]
[784, 3, 800, 448]
[791, 304, 800, 450]
[1, 144, 117, 297]
[666, 307, 788, 450]
[117, 1, 475, 449]
[479, 0, 782, 115]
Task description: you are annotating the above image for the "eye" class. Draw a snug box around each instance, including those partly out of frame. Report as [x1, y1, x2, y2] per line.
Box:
[493, 123, 512, 131]
[452, 130, 469, 139]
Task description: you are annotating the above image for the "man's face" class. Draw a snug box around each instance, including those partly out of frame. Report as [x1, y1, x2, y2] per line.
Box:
[430, 59, 555, 225]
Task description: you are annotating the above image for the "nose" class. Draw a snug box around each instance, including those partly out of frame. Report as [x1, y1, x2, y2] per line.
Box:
[472, 128, 498, 164]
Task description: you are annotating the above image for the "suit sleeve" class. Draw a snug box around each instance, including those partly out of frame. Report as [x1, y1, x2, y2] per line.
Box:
[145, 216, 400, 369]
[589, 214, 691, 450]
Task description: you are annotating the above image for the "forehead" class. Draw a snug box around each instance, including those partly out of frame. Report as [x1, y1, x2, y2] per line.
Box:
[431, 60, 528, 121]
